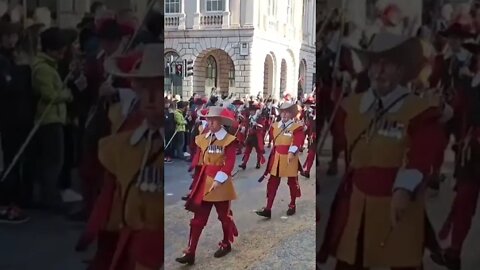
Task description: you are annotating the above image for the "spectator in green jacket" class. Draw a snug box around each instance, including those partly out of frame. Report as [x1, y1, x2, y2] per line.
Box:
[32, 27, 72, 210]
[174, 101, 187, 160]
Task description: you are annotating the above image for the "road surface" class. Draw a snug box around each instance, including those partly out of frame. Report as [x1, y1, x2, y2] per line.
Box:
[164, 147, 316, 270]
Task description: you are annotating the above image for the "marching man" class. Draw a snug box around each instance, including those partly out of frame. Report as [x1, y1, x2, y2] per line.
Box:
[239, 102, 266, 169]
[81, 44, 164, 270]
[176, 107, 239, 265]
[256, 102, 303, 218]
[319, 33, 447, 270]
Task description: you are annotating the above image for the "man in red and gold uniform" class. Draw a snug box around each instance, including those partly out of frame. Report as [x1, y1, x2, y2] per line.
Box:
[176, 107, 239, 265]
[81, 44, 164, 270]
[239, 103, 266, 169]
[319, 33, 447, 270]
[301, 98, 316, 179]
[256, 102, 304, 218]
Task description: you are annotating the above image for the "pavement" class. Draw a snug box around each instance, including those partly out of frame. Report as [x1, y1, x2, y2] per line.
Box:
[164, 147, 316, 270]
[317, 143, 480, 270]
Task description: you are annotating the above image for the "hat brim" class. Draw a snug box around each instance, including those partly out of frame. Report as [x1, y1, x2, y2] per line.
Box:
[278, 104, 299, 115]
[463, 43, 480, 55]
[104, 57, 164, 78]
[204, 115, 234, 126]
[350, 38, 427, 82]
[439, 29, 475, 39]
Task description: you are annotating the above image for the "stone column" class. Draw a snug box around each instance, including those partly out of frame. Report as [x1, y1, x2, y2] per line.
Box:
[243, 0, 253, 26]
[178, 0, 186, 30]
[193, 0, 201, 29]
[222, 0, 231, 28]
[230, 0, 240, 27]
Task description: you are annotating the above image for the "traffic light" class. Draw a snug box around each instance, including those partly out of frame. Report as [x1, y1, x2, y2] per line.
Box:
[175, 64, 183, 76]
[184, 59, 194, 77]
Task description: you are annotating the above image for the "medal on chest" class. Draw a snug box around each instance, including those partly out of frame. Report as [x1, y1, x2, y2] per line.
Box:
[377, 119, 404, 140]
[137, 166, 162, 192]
[207, 144, 224, 155]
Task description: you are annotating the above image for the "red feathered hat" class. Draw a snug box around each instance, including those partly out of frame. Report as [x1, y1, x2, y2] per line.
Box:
[304, 96, 315, 105]
[194, 97, 208, 105]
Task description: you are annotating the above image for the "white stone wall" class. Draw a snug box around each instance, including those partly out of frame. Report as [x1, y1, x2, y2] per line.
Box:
[165, 0, 316, 99]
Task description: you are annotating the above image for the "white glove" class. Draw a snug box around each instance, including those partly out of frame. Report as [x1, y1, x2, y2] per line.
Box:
[74, 74, 88, 92]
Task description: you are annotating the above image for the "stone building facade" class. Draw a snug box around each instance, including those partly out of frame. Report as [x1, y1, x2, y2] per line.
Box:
[165, 0, 316, 99]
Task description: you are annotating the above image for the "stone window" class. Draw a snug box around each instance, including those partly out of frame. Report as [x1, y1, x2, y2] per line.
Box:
[165, 0, 180, 13]
[206, 0, 224, 12]
[228, 66, 235, 87]
[206, 56, 217, 87]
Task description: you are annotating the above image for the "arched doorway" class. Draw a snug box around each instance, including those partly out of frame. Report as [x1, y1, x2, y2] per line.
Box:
[298, 59, 307, 98]
[164, 51, 183, 96]
[280, 59, 287, 99]
[205, 56, 218, 95]
[263, 54, 274, 99]
[194, 49, 235, 97]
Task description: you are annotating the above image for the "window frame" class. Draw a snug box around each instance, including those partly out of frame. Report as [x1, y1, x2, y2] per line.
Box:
[165, 0, 181, 14]
[206, 0, 225, 12]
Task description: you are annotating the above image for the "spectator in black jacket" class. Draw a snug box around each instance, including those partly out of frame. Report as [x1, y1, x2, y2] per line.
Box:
[0, 22, 34, 223]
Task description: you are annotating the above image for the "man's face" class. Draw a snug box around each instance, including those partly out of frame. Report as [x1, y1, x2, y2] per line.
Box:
[100, 39, 121, 55]
[50, 47, 67, 61]
[1, 33, 18, 49]
[368, 58, 403, 96]
[133, 77, 163, 127]
[207, 117, 222, 132]
[280, 111, 293, 122]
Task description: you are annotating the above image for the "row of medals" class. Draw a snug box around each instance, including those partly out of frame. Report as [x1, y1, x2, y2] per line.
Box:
[366, 117, 405, 142]
[136, 166, 163, 192]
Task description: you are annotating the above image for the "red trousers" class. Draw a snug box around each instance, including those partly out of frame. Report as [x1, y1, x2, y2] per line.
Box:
[303, 148, 316, 173]
[242, 145, 265, 166]
[87, 231, 118, 270]
[439, 179, 480, 256]
[186, 201, 238, 255]
[266, 176, 301, 210]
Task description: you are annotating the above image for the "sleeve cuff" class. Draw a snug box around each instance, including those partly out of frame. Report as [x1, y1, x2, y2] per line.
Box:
[439, 104, 453, 123]
[289, 146, 299, 154]
[393, 169, 423, 193]
[214, 171, 229, 183]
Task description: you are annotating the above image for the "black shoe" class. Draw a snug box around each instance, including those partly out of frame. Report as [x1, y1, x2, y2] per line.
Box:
[326, 162, 338, 176]
[0, 206, 30, 224]
[255, 208, 271, 218]
[256, 163, 260, 169]
[239, 164, 246, 170]
[301, 171, 310, 179]
[286, 206, 296, 216]
[214, 244, 232, 258]
[175, 253, 195, 265]
[430, 252, 445, 266]
[181, 194, 190, 201]
[443, 254, 461, 270]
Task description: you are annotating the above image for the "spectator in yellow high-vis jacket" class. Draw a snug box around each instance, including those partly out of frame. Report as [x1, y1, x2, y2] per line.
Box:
[174, 101, 187, 160]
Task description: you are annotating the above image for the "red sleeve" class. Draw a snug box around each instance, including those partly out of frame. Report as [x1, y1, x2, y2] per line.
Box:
[220, 140, 237, 176]
[189, 145, 202, 171]
[332, 106, 347, 148]
[405, 107, 443, 176]
[292, 126, 305, 148]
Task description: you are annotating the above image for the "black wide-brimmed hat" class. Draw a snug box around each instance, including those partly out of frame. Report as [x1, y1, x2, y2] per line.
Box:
[462, 42, 480, 55]
[439, 23, 476, 39]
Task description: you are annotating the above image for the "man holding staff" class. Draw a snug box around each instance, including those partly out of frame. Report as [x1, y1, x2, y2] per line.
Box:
[319, 33, 448, 270]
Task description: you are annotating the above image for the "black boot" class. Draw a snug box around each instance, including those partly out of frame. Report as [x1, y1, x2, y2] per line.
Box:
[256, 162, 260, 169]
[255, 208, 271, 218]
[175, 253, 195, 265]
[214, 243, 232, 258]
[181, 194, 190, 201]
[326, 162, 338, 176]
[286, 206, 296, 216]
[300, 171, 310, 179]
[239, 164, 246, 170]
